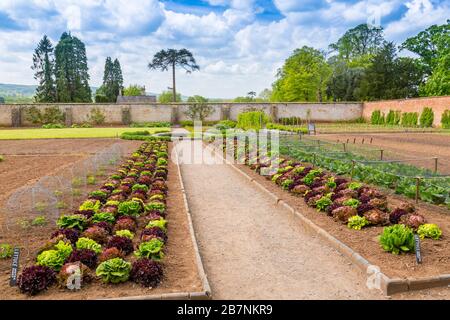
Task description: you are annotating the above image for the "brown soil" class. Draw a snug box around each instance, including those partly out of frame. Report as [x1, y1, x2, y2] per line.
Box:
[0, 141, 202, 299]
[0, 139, 126, 155]
[318, 133, 450, 174]
[239, 164, 450, 280]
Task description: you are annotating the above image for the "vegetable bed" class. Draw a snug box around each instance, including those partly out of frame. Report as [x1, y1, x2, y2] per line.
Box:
[216, 139, 449, 279]
[0, 141, 202, 299]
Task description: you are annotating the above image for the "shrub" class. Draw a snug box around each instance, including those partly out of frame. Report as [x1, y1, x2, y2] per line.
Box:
[76, 238, 102, 254]
[25, 106, 65, 125]
[385, 110, 401, 125]
[380, 224, 415, 255]
[36, 241, 73, 271]
[441, 110, 450, 129]
[0, 243, 13, 259]
[57, 214, 88, 231]
[106, 236, 134, 255]
[89, 107, 106, 125]
[18, 266, 56, 295]
[95, 94, 109, 103]
[131, 258, 163, 288]
[96, 258, 131, 284]
[347, 216, 370, 230]
[134, 238, 165, 261]
[417, 223, 442, 240]
[66, 249, 98, 269]
[370, 110, 385, 125]
[419, 107, 434, 128]
[237, 111, 270, 130]
[401, 112, 418, 127]
[42, 123, 65, 129]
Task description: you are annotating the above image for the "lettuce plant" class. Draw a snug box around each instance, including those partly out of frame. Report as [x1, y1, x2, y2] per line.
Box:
[57, 214, 88, 231]
[281, 179, 294, 190]
[91, 212, 116, 224]
[118, 200, 142, 217]
[76, 237, 102, 254]
[134, 238, 165, 261]
[51, 228, 80, 244]
[82, 226, 109, 244]
[343, 198, 361, 209]
[114, 216, 137, 232]
[417, 224, 442, 240]
[36, 241, 73, 271]
[67, 249, 98, 269]
[315, 195, 332, 212]
[141, 227, 168, 243]
[96, 258, 131, 284]
[79, 200, 101, 213]
[380, 224, 415, 255]
[18, 266, 56, 295]
[0, 243, 13, 259]
[115, 230, 134, 239]
[131, 258, 163, 288]
[145, 202, 166, 214]
[99, 247, 124, 263]
[348, 182, 362, 191]
[106, 236, 134, 255]
[132, 184, 149, 193]
[146, 218, 168, 233]
[347, 216, 370, 230]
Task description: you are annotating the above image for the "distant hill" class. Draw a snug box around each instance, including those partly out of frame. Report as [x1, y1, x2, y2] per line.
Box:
[0, 83, 36, 103]
[0, 83, 213, 103]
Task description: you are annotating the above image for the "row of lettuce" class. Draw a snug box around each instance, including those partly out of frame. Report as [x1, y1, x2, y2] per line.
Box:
[17, 141, 170, 295]
[231, 143, 442, 256]
[280, 139, 450, 209]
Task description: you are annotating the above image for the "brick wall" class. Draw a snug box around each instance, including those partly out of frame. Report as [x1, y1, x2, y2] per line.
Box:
[362, 96, 450, 127]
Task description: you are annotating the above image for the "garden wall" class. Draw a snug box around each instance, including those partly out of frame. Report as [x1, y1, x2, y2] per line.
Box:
[0, 102, 363, 127]
[362, 96, 450, 127]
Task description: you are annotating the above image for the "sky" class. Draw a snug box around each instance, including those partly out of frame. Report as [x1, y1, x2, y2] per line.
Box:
[0, 0, 448, 98]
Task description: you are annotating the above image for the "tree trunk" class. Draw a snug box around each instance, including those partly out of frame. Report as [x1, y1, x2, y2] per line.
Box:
[172, 62, 176, 103]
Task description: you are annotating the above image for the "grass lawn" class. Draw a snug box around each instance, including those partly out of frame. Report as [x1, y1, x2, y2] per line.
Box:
[0, 127, 170, 140]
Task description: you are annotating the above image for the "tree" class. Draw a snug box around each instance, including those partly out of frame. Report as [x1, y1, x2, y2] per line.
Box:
[54, 32, 91, 102]
[0, 97, 5, 104]
[185, 95, 213, 121]
[401, 20, 450, 76]
[148, 49, 199, 102]
[100, 57, 124, 102]
[158, 90, 182, 103]
[329, 24, 385, 64]
[326, 58, 365, 101]
[359, 42, 423, 100]
[271, 46, 331, 102]
[123, 85, 145, 96]
[32, 35, 56, 102]
[258, 89, 272, 101]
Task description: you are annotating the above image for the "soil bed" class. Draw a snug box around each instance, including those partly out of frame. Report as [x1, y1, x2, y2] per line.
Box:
[237, 164, 450, 280]
[0, 141, 202, 299]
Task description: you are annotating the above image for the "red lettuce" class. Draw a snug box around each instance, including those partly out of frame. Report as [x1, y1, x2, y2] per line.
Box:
[131, 258, 163, 288]
[18, 265, 56, 295]
[106, 236, 134, 255]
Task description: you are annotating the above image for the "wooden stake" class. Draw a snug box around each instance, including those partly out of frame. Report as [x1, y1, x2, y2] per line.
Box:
[415, 177, 421, 204]
[434, 157, 438, 174]
[380, 149, 384, 161]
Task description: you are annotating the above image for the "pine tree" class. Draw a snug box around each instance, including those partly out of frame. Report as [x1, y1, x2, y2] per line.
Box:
[32, 35, 56, 102]
[54, 32, 91, 102]
[113, 58, 124, 99]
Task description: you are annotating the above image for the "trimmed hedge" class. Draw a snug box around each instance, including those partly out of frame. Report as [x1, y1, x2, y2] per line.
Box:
[370, 110, 385, 125]
[442, 110, 450, 129]
[237, 111, 270, 130]
[419, 107, 434, 128]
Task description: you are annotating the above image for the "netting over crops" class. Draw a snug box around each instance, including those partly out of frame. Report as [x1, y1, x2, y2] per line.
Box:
[0, 143, 125, 265]
[279, 135, 450, 208]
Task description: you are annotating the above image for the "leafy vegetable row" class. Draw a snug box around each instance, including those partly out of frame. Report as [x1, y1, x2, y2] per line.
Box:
[17, 141, 170, 295]
[280, 138, 450, 209]
[228, 141, 442, 256]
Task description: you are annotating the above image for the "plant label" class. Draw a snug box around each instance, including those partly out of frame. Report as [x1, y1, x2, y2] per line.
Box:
[414, 234, 422, 264]
[10, 247, 20, 286]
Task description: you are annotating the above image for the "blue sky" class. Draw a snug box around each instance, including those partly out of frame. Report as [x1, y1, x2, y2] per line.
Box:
[0, 0, 448, 98]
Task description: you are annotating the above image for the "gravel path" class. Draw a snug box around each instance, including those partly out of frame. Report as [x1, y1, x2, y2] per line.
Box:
[175, 138, 384, 300]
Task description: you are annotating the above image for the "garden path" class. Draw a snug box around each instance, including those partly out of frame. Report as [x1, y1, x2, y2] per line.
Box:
[173, 133, 383, 300]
